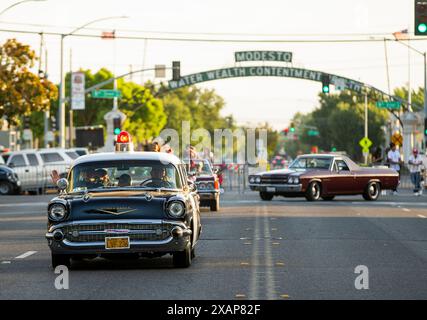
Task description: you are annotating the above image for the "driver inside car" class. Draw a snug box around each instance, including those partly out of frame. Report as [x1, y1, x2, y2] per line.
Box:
[144, 166, 172, 188]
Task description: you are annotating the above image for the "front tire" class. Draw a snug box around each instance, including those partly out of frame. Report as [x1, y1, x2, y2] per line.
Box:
[51, 253, 71, 269]
[260, 192, 274, 201]
[363, 181, 381, 201]
[173, 243, 192, 268]
[305, 181, 321, 201]
[210, 196, 220, 211]
[0, 182, 12, 195]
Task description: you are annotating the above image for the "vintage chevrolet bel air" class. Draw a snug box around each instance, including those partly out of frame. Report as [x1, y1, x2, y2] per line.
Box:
[249, 154, 399, 201]
[46, 143, 201, 269]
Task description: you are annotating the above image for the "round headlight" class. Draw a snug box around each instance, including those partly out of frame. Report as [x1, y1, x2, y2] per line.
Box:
[255, 176, 261, 183]
[198, 183, 206, 190]
[49, 203, 67, 221]
[167, 201, 185, 218]
[288, 177, 294, 184]
[294, 177, 300, 184]
[249, 177, 255, 183]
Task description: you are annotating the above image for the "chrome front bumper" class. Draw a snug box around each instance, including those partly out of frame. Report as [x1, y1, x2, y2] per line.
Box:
[249, 184, 302, 192]
[46, 219, 192, 254]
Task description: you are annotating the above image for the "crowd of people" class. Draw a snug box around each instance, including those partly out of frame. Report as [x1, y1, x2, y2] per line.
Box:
[372, 143, 426, 196]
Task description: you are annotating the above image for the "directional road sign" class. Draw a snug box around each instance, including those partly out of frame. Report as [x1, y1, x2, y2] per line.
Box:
[91, 89, 122, 99]
[391, 132, 403, 146]
[376, 101, 401, 109]
[359, 137, 373, 151]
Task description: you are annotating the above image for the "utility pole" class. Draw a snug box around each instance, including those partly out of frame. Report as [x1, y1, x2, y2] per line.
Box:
[57, 16, 128, 148]
[364, 89, 369, 165]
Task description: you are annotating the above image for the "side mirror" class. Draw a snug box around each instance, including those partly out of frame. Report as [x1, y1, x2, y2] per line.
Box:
[57, 178, 69, 192]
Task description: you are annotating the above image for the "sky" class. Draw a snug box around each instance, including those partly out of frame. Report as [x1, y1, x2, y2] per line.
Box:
[0, 0, 426, 130]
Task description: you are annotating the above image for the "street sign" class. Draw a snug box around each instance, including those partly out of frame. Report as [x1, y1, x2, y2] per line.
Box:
[235, 51, 293, 63]
[155, 65, 166, 78]
[391, 132, 403, 146]
[22, 129, 32, 141]
[359, 137, 373, 149]
[307, 130, 319, 136]
[71, 72, 85, 110]
[334, 78, 346, 91]
[376, 101, 401, 109]
[91, 89, 122, 99]
[46, 131, 55, 142]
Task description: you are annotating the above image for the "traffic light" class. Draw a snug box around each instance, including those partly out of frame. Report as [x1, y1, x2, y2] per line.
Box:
[172, 61, 180, 81]
[415, 1, 427, 35]
[113, 117, 121, 135]
[290, 122, 295, 132]
[23, 116, 30, 129]
[424, 118, 427, 136]
[321, 74, 330, 93]
[51, 116, 57, 131]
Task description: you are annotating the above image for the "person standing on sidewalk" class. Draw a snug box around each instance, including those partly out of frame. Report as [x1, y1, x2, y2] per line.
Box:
[387, 143, 402, 195]
[408, 148, 423, 196]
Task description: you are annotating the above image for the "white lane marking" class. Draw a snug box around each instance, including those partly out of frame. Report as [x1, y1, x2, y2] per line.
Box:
[249, 206, 261, 300]
[15, 251, 37, 259]
[262, 205, 275, 300]
[418, 215, 426, 219]
[0, 202, 47, 208]
[1, 261, 11, 264]
[402, 208, 411, 212]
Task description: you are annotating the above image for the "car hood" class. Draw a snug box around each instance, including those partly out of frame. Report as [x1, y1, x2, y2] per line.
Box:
[52, 190, 184, 221]
[258, 168, 296, 176]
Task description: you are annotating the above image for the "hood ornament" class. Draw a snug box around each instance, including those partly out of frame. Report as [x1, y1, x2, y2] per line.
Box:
[144, 193, 153, 201]
[93, 207, 137, 215]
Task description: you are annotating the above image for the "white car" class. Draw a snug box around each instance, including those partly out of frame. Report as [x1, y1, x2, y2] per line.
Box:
[2, 148, 78, 194]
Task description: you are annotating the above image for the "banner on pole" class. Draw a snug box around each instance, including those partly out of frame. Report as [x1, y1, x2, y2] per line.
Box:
[71, 72, 85, 110]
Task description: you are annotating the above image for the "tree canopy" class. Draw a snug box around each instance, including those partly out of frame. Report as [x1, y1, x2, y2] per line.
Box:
[0, 39, 57, 126]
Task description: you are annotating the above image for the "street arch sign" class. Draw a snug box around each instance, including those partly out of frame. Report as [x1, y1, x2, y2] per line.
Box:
[168, 66, 364, 93]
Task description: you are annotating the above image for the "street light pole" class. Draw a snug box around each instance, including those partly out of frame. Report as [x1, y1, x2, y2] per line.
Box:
[424, 51, 427, 150]
[57, 15, 128, 148]
[0, 0, 46, 17]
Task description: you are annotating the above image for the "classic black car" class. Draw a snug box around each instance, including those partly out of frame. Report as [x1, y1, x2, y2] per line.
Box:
[46, 150, 201, 269]
[187, 159, 220, 211]
[249, 154, 399, 201]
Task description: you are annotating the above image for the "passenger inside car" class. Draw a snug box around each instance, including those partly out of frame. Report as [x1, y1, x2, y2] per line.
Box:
[118, 173, 132, 187]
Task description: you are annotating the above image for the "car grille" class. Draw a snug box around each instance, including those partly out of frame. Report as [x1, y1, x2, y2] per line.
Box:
[63, 223, 172, 242]
[260, 176, 288, 184]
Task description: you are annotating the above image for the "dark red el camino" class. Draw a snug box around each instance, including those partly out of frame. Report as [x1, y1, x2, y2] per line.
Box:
[248, 154, 399, 201]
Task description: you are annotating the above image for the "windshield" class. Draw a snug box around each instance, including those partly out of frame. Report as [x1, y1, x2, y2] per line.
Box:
[289, 157, 332, 170]
[187, 160, 213, 176]
[67, 160, 182, 193]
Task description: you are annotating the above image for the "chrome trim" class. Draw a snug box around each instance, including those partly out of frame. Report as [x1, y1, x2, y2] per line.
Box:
[77, 229, 166, 236]
[249, 183, 302, 188]
[48, 219, 187, 233]
[61, 236, 175, 247]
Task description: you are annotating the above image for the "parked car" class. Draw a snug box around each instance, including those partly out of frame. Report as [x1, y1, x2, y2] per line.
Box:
[248, 154, 399, 201]
[46, 137, 201, 269]
[68, 148, 89, 157]
[2, 149, 78, 194]
[0, 164, 20, 195]
[188, 159, 221, 211]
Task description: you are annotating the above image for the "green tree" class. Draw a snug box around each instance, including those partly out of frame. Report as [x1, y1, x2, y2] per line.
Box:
[0, 39, 57, 125]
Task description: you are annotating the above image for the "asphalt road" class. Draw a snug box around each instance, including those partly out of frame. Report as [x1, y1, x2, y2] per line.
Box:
[0, 190, 426, 300]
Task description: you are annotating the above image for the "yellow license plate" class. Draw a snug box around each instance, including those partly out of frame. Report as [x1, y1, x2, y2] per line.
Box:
[105, 237, 130, 249]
